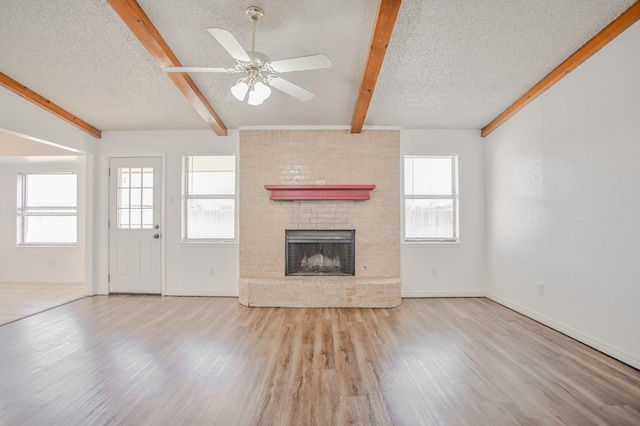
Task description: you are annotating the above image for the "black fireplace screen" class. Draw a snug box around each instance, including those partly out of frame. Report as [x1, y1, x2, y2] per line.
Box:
[286, 230, 355, 276]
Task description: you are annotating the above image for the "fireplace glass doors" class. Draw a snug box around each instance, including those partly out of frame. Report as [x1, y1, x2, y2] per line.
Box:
[286, 230, 355, 276]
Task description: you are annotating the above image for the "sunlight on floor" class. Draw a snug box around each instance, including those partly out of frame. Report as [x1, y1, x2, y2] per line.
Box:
[0, 282, 86, 326]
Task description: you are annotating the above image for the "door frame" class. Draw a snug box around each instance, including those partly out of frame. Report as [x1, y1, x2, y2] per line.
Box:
[106, 154, 166, 295]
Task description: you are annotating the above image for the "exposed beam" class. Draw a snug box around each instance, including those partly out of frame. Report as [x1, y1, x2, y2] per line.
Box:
[0, 72, 102, 139]
[350, 0, 402, 133]
[481, 1, 640, 137]
[107, 0, 228, 136]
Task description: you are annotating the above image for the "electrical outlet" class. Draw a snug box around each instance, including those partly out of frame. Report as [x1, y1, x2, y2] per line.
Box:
[209, 266, 216, 275]
[537, 283, 544, 295]
[432, 268, 437, 277]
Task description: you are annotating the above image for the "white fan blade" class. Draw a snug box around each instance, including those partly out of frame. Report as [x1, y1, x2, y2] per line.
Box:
[207, 28, 251, 62]
[163, 66, 236, 73]
[268, 77, 314, 101]
[269, 54, 331, 73]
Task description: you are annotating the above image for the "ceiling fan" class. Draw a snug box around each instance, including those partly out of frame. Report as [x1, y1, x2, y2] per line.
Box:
[164, 6, 332, 106]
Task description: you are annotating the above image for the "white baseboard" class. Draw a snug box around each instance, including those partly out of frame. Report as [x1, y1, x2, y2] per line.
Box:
[0, 279, 84, 285]
[402, 290, 486, 298]
[96, 290, 238, 297]
[487, 293, 640, 371]
[164, 289, 239, 297]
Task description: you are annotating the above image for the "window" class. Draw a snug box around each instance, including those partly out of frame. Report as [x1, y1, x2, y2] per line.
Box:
[17, 173, 77, 245]
[404, 155, 458, 242]
[183, 155, 236, 241]
[116, 167, 154, 229]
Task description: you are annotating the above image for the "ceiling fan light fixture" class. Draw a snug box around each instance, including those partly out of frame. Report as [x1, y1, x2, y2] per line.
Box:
[247, 89, 264, 106]
[246, 80, 271, 106]
[231, 80, 249, 101]
[254, 81, 271, 100]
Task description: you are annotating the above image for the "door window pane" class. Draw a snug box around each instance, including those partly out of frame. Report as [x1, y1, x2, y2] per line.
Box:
[117, 167, 154, 229]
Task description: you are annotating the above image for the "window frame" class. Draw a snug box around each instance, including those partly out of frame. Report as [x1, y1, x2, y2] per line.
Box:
[182, 155, 237, 243]
[16, 172, 78, 246]
[403, 154, 459, 243]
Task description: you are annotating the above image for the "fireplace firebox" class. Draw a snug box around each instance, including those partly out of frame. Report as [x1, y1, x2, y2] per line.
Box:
[286, 230, 355, 276]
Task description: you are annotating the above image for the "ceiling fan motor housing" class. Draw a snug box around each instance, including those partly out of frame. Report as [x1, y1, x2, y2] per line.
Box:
[246, 6, 264, 22]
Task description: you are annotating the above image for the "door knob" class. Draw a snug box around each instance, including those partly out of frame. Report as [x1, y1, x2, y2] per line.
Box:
[153, 234, 160, 239]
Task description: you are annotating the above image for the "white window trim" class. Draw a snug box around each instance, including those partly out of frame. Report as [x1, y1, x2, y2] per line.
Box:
[403, 154, 459, 244]
[182, 155, 237, 243]
[17, 172, 78, 246]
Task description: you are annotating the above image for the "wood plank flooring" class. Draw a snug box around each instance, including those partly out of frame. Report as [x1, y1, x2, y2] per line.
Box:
[0, 282, 85, 325]
[0, 296, 639, 425]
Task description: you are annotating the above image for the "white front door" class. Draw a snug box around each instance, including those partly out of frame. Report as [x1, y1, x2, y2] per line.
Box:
[108, 157, 162, 294]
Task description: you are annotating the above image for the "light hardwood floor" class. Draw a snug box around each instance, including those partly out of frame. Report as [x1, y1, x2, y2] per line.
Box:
[0, 282, 85, 325]
[0, 296, 639, 425]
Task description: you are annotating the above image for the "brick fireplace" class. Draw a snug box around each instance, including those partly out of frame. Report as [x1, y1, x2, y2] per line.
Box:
[239, 129, 401, 307]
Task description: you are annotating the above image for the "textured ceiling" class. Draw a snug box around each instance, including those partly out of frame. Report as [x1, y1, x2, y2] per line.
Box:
[0, 0, 636, 133]
[367, 0, 636, 129]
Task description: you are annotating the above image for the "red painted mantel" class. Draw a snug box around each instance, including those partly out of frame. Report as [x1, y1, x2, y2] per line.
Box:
[264, 184, 376, 201]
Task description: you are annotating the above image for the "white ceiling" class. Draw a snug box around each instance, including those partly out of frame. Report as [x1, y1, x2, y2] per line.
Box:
[0, 0, 635, 133]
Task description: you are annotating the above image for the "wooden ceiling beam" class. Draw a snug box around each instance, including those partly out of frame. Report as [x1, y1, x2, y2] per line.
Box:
[107, 0, 228, 136]
[481, 1, 640, 137]
[350, 0, 402, 133]
[0, 72, 101, 138]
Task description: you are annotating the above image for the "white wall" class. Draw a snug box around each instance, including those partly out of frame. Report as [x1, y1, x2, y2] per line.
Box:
[0, 156, 86, 283]
[401, 129, 485, 297]
[96, 130, 239, 296]
[0, 87, 97, 155]
[485, 22, 640, 369]
[96, 128, 487, 299]
[0, 131, 78, 156]
[1, 86, 98, 293]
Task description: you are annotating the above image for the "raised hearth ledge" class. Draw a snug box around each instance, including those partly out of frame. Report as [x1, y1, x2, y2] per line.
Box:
[264, 184, 376, 201]
[239, 277, 401, 308]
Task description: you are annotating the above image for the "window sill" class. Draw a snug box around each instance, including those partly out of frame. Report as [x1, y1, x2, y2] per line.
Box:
[403, 240, 460, 246]
[181, 240, 238, 246]
[17, 244, 78, 248]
